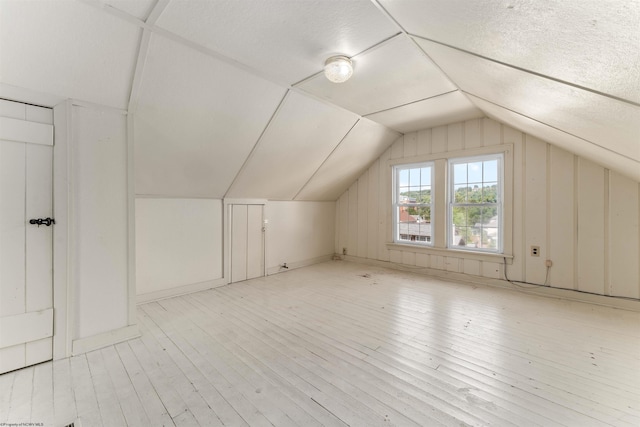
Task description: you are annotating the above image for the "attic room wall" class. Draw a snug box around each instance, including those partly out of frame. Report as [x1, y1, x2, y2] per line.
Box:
[336, 117, 640, 300]
[135, 198, 223, 302]
[265, 201, 335, 274]
[70, 104, 132, 345]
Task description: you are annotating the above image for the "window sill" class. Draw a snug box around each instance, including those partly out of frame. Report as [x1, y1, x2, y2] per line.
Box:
[386, 243, 513, 264]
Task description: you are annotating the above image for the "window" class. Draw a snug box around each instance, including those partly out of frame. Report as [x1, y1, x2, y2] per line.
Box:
[393, 162, 433, 245]
[449, 154, 503, 252]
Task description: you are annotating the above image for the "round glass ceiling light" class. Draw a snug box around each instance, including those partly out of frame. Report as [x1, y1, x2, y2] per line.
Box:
[324, 56, 353, 83]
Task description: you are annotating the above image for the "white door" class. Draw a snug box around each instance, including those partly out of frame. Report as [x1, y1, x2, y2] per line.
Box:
[230, 204, 265, 283]
[0, 100, 54, 374]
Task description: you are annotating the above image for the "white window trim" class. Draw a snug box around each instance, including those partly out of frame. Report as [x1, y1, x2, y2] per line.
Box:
[392, 162, 434, 247]
[448, 153, 504, 254]
[387, 144, 514, 261]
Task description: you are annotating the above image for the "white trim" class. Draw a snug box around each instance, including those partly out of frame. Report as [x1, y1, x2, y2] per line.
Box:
[127, 29, 152, 115]
[0, 308, 53, 349]
[266, 254, 334, 275]
[386, 243, 513, 264]
[53, 100, 72, 360]
[136, 278, 227, 304]
[342, 256, 640, 312]
[69, 99, 127, 115]
[223, 198, 268, 206]
[0, 116, 53, 146]
[387, 144, 512, 167]
[126, 115, 137, 326]
[0, 83, 65, 108]
[71, 324, 140, 356]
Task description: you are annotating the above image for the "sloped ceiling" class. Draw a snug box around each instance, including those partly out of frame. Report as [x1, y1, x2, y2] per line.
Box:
[1, 0, 638, 200]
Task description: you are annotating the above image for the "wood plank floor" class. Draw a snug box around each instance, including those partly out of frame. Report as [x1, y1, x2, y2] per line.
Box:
[1, 260, 639, 426]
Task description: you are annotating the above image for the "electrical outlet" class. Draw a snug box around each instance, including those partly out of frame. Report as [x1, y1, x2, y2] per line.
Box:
[531, 246, 540, 257]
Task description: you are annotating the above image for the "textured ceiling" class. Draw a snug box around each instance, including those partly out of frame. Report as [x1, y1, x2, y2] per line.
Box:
[1, 0, 638, 200]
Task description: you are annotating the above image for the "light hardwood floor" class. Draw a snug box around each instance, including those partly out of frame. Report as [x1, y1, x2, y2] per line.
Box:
[1, 260, 639, 426]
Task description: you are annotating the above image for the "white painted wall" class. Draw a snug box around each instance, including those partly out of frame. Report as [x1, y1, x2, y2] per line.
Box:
[72, 105, 130, 339]
[266, 201, 335, 274]
[336, 118, 640, 299]
[135, 198, 223, 300]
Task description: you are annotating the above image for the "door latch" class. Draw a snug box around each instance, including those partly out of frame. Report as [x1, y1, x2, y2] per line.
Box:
[29, 218, 55, 227]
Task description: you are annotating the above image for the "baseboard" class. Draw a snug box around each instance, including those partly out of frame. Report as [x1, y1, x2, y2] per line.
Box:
[136, 277, 227, 304]
[342, 255, 640, 312]
[72, 324, 140, 356]
[267, 254, 334, 276]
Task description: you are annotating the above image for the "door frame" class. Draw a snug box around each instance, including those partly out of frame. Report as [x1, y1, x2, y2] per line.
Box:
[52, 100, 72, 359]
[223, 198, 267, 284]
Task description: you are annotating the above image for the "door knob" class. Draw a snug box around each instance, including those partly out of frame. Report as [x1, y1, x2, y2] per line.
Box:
[29, 218, 55, 227]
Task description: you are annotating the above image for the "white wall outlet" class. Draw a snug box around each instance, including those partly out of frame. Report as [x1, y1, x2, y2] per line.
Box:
[531, 246, 540, 257]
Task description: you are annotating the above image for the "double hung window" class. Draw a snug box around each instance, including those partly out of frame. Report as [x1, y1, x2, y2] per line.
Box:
[448, 154, 503, 252]
[393, 163, 433, 245]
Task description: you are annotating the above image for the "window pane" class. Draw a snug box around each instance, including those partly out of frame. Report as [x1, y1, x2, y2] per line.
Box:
[409, 168, 421, 186]
[483, 160, 498, 182]
[421, 167, 431, 186]
[399, 169, 409, 187]
[480, 227, 498, 249]
[454, 184, 467, 202]
[482, 183, 498, 203]
[398, 187, 410, 203]
[409, 187, 420, 201]
[418, 206, 431, 222]
[453, 163, 467, 184]
[452, 206, 467, 228]
[452, 227, 471, 247]
[468, 161, 482, 184]
[420, 190, 431, 204]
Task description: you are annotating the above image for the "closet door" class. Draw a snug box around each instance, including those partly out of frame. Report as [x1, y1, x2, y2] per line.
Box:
[230, 204, 264, 283]
[0, 101, 54, 374]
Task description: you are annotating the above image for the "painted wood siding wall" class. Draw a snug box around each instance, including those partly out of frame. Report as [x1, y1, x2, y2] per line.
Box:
[335, 118, 640, 299]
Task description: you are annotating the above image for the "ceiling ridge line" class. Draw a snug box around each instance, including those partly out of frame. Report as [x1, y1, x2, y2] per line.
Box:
[223, 90, 291, 200]
[127, 30, 152, 115]
[464, 90, 640, 164]
[412, 34, 640, 108]
[78, 0, 152, 30]
[363, 89, 459, 117]
[369, 0, 465, 94]
[370, 0, 407, 35]
[293, 119, 361, 201]
[145, 0, 170, 25]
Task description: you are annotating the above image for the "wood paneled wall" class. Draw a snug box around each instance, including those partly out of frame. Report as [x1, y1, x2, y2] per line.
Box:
[335, 118, 640, 299]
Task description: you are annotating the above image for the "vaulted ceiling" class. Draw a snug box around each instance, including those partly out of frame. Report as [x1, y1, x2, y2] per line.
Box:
[1, 0, 638, 199]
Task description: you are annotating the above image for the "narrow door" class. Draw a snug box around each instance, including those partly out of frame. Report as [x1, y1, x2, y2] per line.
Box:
[0, 101, 54, 374]
[230, 204, 265, 283]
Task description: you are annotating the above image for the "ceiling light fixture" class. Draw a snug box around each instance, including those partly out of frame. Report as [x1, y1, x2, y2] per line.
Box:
[324, 55, 353, 83]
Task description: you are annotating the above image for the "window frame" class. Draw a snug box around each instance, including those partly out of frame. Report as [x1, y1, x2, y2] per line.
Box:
[392, 161, 435, 247]
[447, 153, 504, 253]
[386, 144, 514, 263]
